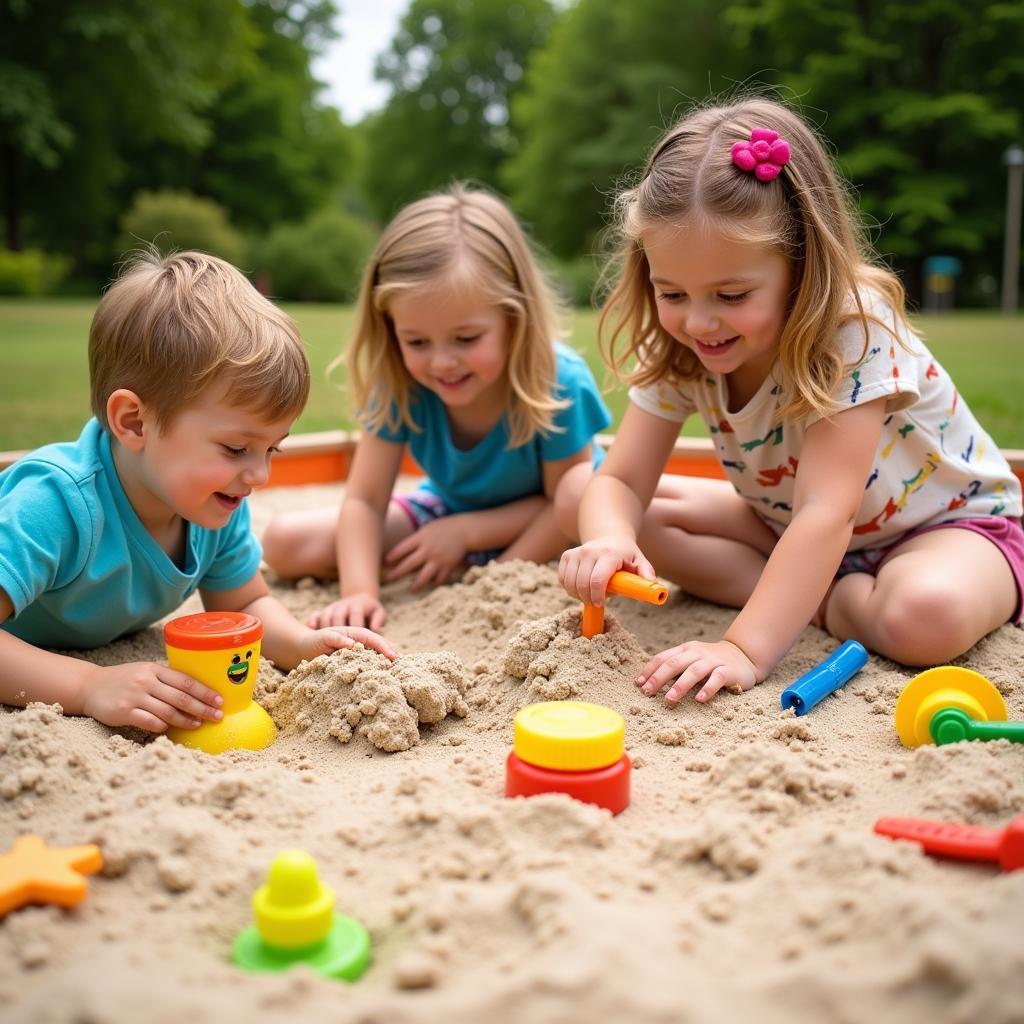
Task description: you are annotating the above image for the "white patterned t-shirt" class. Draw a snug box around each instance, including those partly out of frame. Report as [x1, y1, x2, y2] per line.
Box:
[628, 296, 1022, 551]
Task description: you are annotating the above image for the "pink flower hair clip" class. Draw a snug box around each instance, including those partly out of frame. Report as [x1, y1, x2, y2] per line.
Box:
[731, 128, 791, 182]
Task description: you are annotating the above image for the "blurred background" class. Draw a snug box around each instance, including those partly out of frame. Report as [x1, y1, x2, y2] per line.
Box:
[2, 0, 1022, 449]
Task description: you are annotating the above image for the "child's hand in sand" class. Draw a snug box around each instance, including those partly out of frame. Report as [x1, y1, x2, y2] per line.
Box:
[80, 662, 224, 733]
[383, 518, 467, 591]
[300, 626, 398, 663]
[636, 639, 760, 704]
[559, 539, 656, 606]
[309, 593, 387, 632]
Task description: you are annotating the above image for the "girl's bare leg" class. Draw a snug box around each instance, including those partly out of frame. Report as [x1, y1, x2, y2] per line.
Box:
[638, 478, 778, 608]
[556, 469, 779, 609]
[262, 502, 413, 580]
[825, 528, 1017, 665]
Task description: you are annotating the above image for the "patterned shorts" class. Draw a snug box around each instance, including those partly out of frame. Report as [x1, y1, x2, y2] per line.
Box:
[838, 515, 1024, 625]
[392, 487, 501, 567]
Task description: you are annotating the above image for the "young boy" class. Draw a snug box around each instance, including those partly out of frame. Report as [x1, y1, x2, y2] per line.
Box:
[0, 250, 396, 734]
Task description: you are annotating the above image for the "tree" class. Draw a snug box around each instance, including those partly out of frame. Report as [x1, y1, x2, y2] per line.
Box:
[361, 0, 556, 221]
[506, 0, 754, 259]
[0, 0, 249, 261]
[726, 0, 1024, 299]
[172, 0, 354, 232]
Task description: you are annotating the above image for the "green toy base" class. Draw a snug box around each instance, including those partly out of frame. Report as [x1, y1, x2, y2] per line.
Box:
[232, 914, 371, 981]
[167, 701, 277, 754]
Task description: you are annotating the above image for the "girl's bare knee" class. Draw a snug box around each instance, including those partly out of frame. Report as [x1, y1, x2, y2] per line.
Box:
[874, 582, 978, 665]
[260, 519, 291, 573]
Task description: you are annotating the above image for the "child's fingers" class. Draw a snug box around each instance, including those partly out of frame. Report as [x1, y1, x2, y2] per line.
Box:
[340, 627, 398, 661]
[154, 681, 223, 723]
[587, 555, 625, 606]
[663, 661, 712, 704]
[633, 552, 657, 580]
[141, 695, 203, 731]
[125, 708, 173, 734]
[384, 548, 425, 582]
[695, 667, 734, 703]
[410, 561, 438, 592]
[159, 668, 224, 711]
[369, 605, 387, 633]
[384, 534, 417, 564]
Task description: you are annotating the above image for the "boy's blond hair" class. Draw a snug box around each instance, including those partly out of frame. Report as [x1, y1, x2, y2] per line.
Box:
[601, 97, 910, 424]
[90, 250, 309, 431]
[343, 184, 567, 448]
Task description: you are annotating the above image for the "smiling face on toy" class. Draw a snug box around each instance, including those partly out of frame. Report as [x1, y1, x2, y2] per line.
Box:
[226, 648, 254, 686]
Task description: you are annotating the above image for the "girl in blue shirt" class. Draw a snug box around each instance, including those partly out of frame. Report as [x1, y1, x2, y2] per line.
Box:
[263, 184, 610, 631]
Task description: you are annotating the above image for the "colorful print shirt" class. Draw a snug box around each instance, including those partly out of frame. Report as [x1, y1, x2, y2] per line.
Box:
[628, 297, 1022, 551]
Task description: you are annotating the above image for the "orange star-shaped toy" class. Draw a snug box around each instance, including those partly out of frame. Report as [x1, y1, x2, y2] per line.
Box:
[0, 835, 103, 917]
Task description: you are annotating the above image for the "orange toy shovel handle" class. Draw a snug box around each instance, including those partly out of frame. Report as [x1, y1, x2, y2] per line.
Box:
[581, 572, 667, 638]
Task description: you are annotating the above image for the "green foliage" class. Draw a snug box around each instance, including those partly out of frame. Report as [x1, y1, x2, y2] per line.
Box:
[0, 249, 69, 296]
[181, 0, 353, 232]
[360, 0, 556, 220]
[118, 190, 245, 266]
[249, 207, 376, 302]
[547, 255, 603, 309]
[506, 0, 756, 258]
[1, 0, 352, 279]
[724, 0, 1024, 296]
[1, 0, 251, 261]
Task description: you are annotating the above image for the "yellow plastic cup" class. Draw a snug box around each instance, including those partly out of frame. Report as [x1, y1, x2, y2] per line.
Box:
[164, 611, 276, 754]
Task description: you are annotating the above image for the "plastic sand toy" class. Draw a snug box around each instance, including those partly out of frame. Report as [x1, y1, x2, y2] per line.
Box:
[780, 640, 868, 715]
[874, 814, 1024, 872]
[233, 850, 371, 980]
[893, 665, 1023, 748]
[164, 611, 277, 754]
[0, 835, 103, 917]
[505, 701, 631, 814]
[581, 571, 668, 638]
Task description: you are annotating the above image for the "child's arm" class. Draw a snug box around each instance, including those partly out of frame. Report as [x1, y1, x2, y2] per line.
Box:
[314, 433, 405, 631]
[639, 397, 888, 703]
[560, 404, 682, 604]
[0, 590, 225, 733]
[202, 572, 397, 672]
[383, 448, 593, 588]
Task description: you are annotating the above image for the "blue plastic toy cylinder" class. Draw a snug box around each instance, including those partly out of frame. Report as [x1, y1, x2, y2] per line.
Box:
[780, 640, 868, 716]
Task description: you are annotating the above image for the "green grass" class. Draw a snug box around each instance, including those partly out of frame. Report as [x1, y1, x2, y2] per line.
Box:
[1, 298, 1022, 452]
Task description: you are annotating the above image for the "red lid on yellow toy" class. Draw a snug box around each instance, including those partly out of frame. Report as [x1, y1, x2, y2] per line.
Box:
[164, 611, 263, 651]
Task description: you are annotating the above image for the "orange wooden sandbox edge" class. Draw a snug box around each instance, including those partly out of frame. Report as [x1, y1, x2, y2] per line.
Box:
[1, 431, 1023, 490]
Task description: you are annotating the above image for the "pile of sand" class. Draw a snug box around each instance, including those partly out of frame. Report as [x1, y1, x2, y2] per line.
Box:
[2, 484, 1022, 1024]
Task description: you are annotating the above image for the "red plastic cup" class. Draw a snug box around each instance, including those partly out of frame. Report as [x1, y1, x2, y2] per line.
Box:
[505, 751, 631, 815]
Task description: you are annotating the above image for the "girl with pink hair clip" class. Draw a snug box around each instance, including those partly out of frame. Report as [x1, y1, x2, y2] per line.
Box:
[556, 97, 1023, 704]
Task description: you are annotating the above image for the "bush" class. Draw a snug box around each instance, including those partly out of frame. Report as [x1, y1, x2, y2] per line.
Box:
[549, 254, 605, 309]
[0, 249, 70, 296]
[118, 190, 245, 266]
[249, 207, 376, 302]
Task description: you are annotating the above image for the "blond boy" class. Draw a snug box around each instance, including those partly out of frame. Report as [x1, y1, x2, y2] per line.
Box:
[0, 251, 395, 733]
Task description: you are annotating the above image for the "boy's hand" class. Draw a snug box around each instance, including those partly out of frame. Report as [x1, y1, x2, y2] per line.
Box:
[383, 519, 468, 590]
[80, 662, 224, 733]
[300, 626, 398, 664]
[636, 640, 759, 705]
[309, 593, 386, 632]
[558, 539, 656, 606]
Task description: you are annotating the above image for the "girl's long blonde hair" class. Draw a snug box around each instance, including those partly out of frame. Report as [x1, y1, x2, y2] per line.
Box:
[601, 97, 910, 423]
[343, 184, 568, 448]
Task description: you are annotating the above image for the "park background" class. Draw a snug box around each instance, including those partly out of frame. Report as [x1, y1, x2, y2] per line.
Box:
[1, 0, 1022, 452]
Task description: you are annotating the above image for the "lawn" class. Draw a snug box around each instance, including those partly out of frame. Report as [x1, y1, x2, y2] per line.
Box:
[0, 297, 1021, 452]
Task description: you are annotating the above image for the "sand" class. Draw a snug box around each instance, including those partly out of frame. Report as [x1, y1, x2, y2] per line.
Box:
[2, 482, 1023, 1024]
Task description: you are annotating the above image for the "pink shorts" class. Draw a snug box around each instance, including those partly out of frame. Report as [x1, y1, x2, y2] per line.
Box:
[838, 516, 1024, 625]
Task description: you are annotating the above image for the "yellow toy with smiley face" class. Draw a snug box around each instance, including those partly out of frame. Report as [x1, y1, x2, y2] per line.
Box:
[164, 612, 277, 754]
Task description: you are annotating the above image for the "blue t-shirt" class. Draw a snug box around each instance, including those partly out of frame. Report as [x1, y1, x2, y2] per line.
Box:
[0, 419, 262, 649]
[373, 345, 611, 513]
